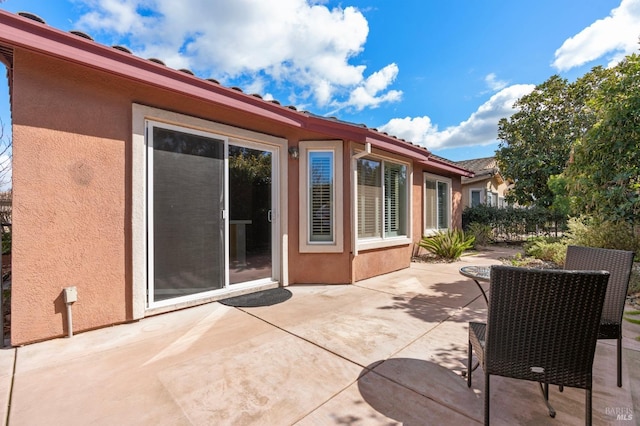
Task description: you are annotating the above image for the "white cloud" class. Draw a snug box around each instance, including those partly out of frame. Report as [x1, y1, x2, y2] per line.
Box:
[338, 64, 403, 111]
[378, 84, 535, 150]
[485, 73, 508, 91]
[75, 0, 400, 110]
[553, 0, 640, 71]
[75, 0, 148, 34]
[378, 116, 439, 143]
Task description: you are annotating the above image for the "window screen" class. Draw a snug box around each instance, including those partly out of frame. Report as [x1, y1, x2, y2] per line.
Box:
[151, 126, 225, 302]
[357, 159, 382, 239]
[384, 163, 407, 237]
[424, 175, 450, 232]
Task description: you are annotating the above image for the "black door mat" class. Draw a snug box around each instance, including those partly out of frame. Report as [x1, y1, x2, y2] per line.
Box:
[219, 288, 292, 307]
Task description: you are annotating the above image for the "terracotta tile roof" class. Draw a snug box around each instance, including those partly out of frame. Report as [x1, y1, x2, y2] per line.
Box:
[454, 156, 504, 183]
[454, 156, 497, 174]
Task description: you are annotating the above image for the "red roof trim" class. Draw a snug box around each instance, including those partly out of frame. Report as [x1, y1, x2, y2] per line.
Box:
[418, 159, 474, 177]
[303, 117, 432, 161]
[0, 10, 305, 127]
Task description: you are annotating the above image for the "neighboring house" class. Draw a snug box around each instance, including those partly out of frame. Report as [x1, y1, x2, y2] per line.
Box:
[0, 10, 473, 345]
[455, 157, 509, 209]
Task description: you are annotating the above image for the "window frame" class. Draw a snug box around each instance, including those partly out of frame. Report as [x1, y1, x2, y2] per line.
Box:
[298, 140, 344, 253]
[132, 103, 287, 319]
[423, 173, 452, 235]
[487, 191, 497, 207]
[354, 152, 412, 252]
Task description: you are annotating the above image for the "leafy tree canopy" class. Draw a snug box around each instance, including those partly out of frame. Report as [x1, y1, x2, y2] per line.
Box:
[496, 52, 639, 229]
[495, 69, 608, 208]
[564, 53, 640, 225]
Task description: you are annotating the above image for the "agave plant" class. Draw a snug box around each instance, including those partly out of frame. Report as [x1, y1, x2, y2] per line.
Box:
[418, 229, 475, 261]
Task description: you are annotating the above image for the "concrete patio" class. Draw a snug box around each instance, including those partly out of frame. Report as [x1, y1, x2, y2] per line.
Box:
[0, 247, 638, 425]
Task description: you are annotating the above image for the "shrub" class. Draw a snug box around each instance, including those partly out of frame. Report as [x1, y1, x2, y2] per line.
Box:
[418, 229, 475, 261]
[467, 222, 492, 248]
[1, 229, 9, 255]
[629, 266, 640, 296]
[462, 204, 567, 242]
[520, 219, 640, 297]
[566, 217, 640, 253]
[523, 236, 567, 266]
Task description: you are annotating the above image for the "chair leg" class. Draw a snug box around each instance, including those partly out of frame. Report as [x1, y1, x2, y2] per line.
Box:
[467, 340, 472, 387]
[538, 382, 556, 418]
[484, 373, 490, 425]
[617, 335, 622, 387]
[586, 388, 592, 426]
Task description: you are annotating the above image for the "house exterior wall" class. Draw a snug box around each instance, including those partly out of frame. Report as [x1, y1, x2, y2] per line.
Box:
[8, 39, 467, 344]
[451, 177, 463, 228]
[12, 50, 132, 345]
[460, 176, 509, 208]
[353, 245, 411, 282]
[287, 141, 352, 284]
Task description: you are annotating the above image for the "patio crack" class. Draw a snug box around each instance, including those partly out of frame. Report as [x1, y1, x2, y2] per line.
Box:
[4, 347, 16, 426]
[235, 307, 370, 369]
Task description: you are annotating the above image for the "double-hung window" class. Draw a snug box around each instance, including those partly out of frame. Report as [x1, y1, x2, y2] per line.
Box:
[487, 191, 496, 207]
[309, 151, 333, 242]
[356, 157, 408, 244]
[299, 140, 343, 252]
[471, 189, 481, 207]
[424, 173, 451, 234]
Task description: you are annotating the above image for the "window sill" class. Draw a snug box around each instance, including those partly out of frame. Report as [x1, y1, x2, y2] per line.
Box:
[423, 228, 451, 237]
[299, 243, 344, 253]
[357, 237, 412, 252]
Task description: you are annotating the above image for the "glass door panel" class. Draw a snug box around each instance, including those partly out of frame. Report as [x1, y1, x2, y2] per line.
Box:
[150, 126, 225, 302]
[228, 145, 273, 284]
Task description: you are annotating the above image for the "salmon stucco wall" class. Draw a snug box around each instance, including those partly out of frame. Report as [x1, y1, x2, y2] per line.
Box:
[412, 164, 464, 258]
[287, 141, 353, 285]
[353, 245, 412, 282]
[11, 50, 131, 345]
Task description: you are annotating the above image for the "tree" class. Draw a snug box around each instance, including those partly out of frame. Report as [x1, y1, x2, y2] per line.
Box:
[495, 71, 606, 208]
[0, 118, 10, 190]
[564, 54, 640, 226]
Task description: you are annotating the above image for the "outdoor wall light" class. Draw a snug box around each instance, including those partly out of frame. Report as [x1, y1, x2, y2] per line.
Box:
[288, 147, 299, 159]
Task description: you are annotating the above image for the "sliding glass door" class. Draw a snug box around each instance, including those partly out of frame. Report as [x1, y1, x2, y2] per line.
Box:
[228, 144, 274, 285]
[148, 124, 226, 304]
[147, 122, 278, 307]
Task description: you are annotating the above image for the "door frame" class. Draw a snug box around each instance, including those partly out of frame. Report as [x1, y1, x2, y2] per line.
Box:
[227, 139, 280, 290]
[131, 104, 288, 318]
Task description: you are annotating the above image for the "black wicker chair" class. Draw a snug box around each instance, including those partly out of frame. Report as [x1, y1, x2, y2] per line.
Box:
[564, 245, 635, 387]
[467, 265, 609, 425]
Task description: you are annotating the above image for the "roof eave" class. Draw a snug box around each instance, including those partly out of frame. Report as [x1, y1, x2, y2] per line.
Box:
[419, 158, 474, 177]
[0, 10, 306, 128]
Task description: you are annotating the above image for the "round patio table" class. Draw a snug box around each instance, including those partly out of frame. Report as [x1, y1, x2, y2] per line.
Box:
[459, 265, 491, 305]
[459, 265, 492, 377]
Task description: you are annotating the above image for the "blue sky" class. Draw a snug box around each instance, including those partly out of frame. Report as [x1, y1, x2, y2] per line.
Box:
[0, 0, 638, 166]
